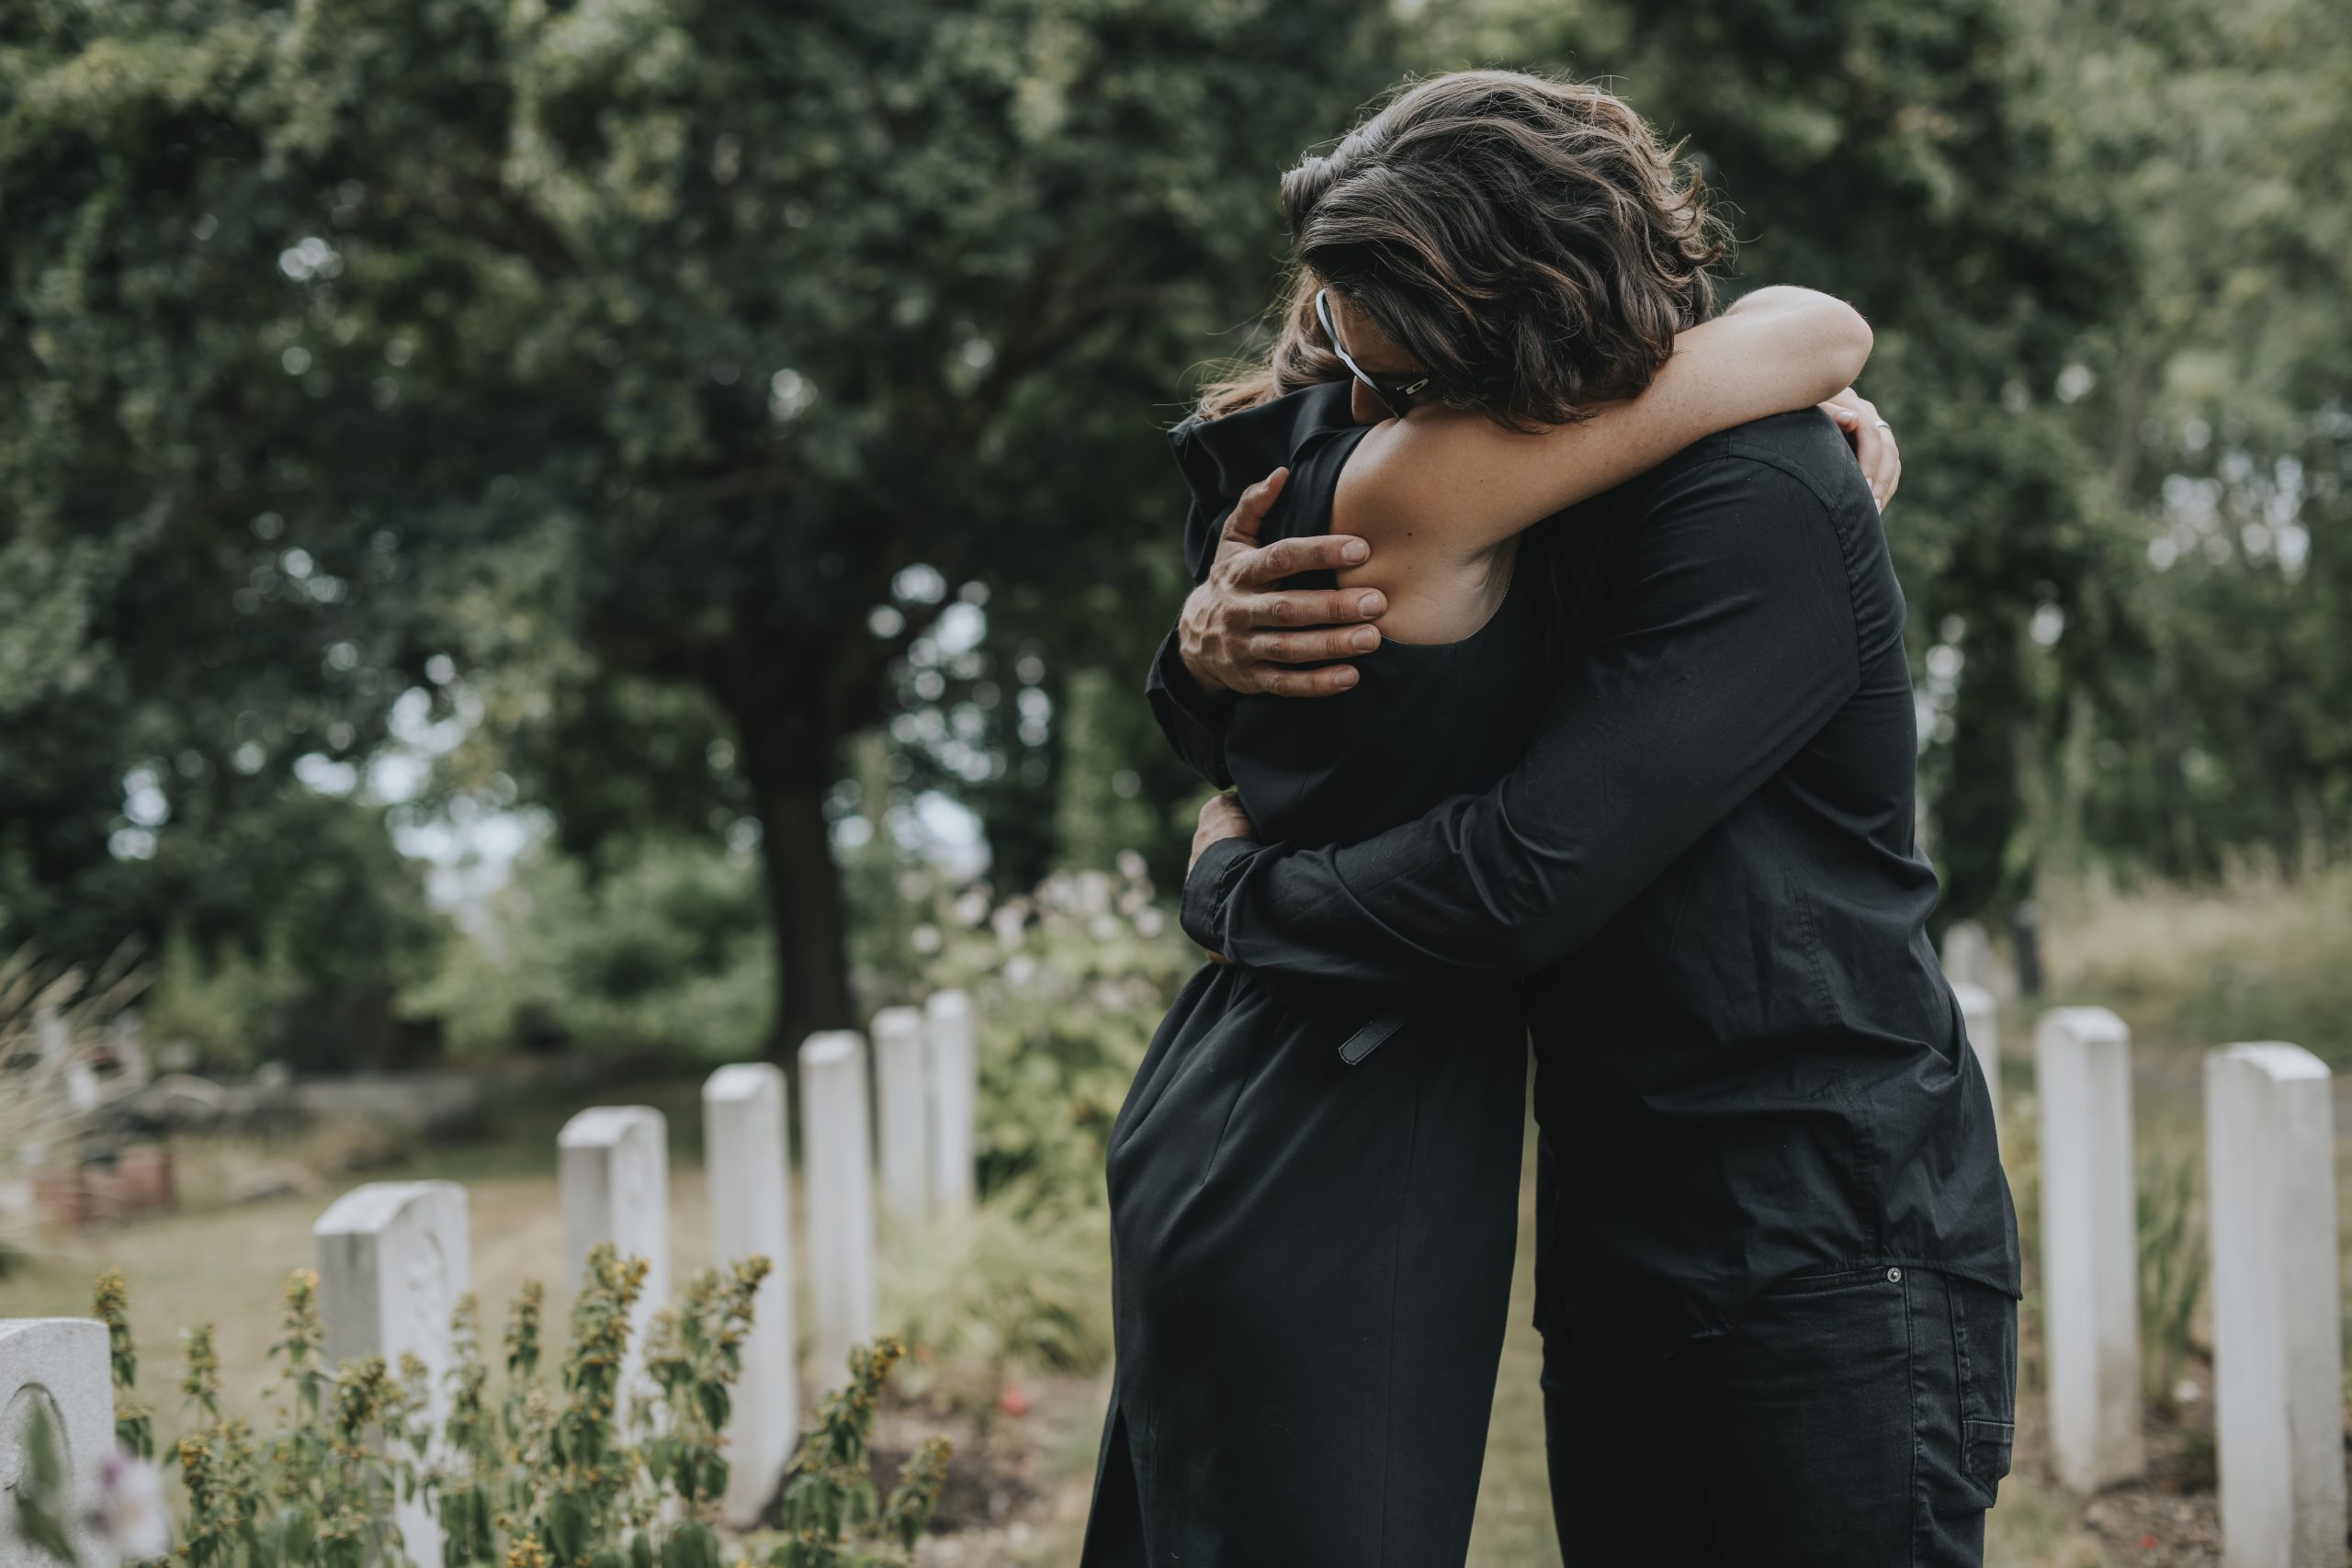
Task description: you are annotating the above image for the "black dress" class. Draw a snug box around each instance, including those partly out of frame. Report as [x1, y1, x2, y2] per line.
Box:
[1081, 381, 1544, 1567]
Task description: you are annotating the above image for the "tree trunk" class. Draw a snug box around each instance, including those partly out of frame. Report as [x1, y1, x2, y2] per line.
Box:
[740, 731, 857, 1057]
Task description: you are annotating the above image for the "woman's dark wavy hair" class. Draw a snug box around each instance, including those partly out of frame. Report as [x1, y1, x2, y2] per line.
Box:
[1201, 70, 1730, 431]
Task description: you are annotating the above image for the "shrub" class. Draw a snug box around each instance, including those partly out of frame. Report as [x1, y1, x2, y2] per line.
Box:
[47, 1262, 951, 1568]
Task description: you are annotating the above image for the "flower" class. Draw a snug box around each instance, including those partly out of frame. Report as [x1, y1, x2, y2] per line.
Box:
[89, 1447, 171, 1561]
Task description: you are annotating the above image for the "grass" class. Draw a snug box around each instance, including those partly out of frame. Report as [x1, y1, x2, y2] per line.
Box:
[0, 1078, 717, 1457]
[2040, 862, 2352, 1066]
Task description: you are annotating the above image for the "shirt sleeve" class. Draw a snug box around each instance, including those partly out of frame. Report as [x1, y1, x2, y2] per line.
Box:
[1145, 626, 1236, 789]
[1179, 456, 1866, 990]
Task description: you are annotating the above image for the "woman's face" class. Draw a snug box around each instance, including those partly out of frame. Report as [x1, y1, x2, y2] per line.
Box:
[1325, 290, 1428, 425]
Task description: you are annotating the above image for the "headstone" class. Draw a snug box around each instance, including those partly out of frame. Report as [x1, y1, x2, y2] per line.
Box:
[557, 1106, 669, 1409]
[2205, 1043, 2344, 1568]
[2009, 900, 2045, 997]
[2034, 1006, 2143, 1492]
[701, 1065, 798, 1529]
[924, 990, 978, 1213]
[870, 1008, 931, 1227]
[0, 1318, 114, 1568]
[313, 1181, 470, 1563]
[1952, 982, 2002, 1147]
[797, 1032, 876, 1386]
[1939, 919, 2016, 1002]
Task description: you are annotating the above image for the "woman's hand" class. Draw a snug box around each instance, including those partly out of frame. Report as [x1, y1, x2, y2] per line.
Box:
[1191, 791, 1256, 874]
[1820, 387, 1901, 511]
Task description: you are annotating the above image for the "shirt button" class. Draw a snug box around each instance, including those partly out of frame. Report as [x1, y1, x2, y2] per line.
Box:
[1886, 1267, 1904, 1283]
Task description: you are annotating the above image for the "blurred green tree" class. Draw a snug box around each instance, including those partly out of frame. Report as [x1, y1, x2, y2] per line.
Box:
[1419, 0, 2136, 924]
[2025, 0, 2352, 877]
[1, 0, 1393, 1049]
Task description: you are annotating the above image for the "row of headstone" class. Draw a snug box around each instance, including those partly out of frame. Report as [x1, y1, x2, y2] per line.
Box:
[2026, 1005, 2345, 1568]
[0, 990, 984, 1563]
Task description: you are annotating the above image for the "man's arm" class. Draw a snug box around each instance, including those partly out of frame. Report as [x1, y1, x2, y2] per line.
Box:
[1181, 455, 1868, 989]
[1144, 467, 1389, 786]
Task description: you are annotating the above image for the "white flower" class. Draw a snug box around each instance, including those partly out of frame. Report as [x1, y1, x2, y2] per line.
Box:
[90, 1448, 171, 1562]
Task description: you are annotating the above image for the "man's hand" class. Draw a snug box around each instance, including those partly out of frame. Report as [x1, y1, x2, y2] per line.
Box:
[1190, 791, 1256, 874]
[1819, 388, 1902, 511]
[1178, 468, 1388, 697]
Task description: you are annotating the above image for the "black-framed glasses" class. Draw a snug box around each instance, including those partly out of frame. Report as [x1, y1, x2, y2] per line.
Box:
[1316, 287, 1430, 419]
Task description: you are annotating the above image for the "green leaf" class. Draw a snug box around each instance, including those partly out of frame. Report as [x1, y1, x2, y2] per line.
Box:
[546, 1493, 588, 1565]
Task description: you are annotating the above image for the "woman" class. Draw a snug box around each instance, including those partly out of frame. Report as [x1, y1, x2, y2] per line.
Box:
[1084, 71, 1891, 1565]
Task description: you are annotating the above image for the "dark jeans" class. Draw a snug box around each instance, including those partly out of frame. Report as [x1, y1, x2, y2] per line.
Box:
[1543, 1266, 2017, 1567]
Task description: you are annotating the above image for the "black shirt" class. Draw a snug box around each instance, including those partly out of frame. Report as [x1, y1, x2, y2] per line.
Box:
[1152, 409, 2019, 1371]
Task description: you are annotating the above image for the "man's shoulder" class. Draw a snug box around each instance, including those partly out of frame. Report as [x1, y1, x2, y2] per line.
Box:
[1588, 408, 1869, 519]
[1718, 409, 1876, 513]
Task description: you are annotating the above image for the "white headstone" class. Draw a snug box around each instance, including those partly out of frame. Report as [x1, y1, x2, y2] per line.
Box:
[557, 1106, 670, 1409]
[313, 1181, 471, 1563]
[870, 1008, 931, 1227]
[0, 1318, 114, 1568]
[701, 1065, 798, 1528]
[1952, 982, 2001, 1147]
[2205, 1043, 2344, 1568]
[924, 990, 978, 1213]
[1940, 919, 2016, 1002]
[797, 1032, 876, 1386]
[2034, 1005, 2143, 1493]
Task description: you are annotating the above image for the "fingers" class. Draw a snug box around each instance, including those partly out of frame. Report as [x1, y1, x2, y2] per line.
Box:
[1248, 624, 1384, 664]
[1232, 584, 1386, 629]
[1825, 393, 1898, 510]
[1252, 662, 1362, 698]
[1219, 467, 1289, 549]
[1850, 408, 1898, 509]
[1230, 531, 1373, 590]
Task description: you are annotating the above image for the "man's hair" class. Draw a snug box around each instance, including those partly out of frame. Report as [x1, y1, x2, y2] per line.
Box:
[1202, 70, 1729, 430]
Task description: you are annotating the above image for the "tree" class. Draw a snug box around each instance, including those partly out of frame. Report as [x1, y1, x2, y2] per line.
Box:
[4, 0, 1396, 1050]
[2024, 0, 2352, 878]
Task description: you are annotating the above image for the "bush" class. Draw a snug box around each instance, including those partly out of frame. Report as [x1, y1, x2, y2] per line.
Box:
[928, 860, 1196, 1212]
[856, 859, 1193, 1404]
[403, 839, 773, 1063]
[44, 1259, 950, 1568]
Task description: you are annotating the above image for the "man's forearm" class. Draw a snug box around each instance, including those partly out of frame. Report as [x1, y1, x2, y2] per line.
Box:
[1181, 458, 1865, 992]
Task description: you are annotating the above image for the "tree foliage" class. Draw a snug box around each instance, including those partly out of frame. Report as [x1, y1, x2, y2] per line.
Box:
[1, 0, 1396, 1048]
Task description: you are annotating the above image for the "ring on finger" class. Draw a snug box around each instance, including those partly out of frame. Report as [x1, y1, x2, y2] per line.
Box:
[1873, 420, 1892, 432]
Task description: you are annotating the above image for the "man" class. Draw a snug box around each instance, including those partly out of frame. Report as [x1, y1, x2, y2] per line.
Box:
[1147, 388, 2019, 1563]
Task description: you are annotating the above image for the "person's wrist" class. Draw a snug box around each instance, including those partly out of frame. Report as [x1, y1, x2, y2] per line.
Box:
[1174, 632, 1237, 701]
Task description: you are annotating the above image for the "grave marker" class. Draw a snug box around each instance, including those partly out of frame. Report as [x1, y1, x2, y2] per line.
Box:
[797, 1032, 876, 1384]
[2206, 1043, 2344, 1568]
[702, 1065, 798, 1528]
[0, 1318, 113, 1568]
[314, 1181, 471, 1564]
[924, 990, 978, 1213]
[2034, 1006, 2143, 1493]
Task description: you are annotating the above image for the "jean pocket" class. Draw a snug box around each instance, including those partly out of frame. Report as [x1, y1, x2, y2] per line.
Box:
[1949, 1276, 2018, 1506]
[1962, 1417, 2014, 1506]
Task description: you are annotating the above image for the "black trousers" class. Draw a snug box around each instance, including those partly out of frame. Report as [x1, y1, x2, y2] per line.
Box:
[1544, 1266, 2017, 1567]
